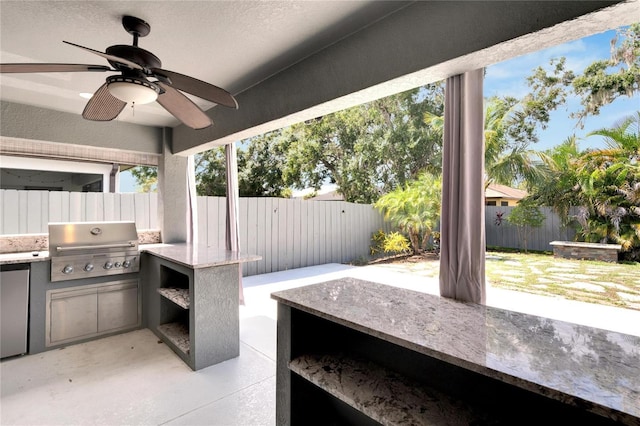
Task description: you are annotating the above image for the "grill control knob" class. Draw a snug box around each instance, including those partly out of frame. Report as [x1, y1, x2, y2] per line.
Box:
[63, 265, 74, 275]
[115, 262, 122, 268]
[104, 261, 113, 270]
[84, 263, 94, 272]
[123, 260, 131, 268]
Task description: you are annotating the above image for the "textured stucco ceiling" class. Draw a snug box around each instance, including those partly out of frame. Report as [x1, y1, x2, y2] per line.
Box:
[0, 1, 409, 127]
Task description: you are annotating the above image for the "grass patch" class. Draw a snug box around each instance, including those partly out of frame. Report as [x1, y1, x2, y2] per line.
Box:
[375, 251, 640, 311]
[485, 252, 640, 311]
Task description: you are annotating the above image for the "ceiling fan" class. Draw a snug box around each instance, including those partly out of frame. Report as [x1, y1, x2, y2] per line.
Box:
[0, 15, 238, 130]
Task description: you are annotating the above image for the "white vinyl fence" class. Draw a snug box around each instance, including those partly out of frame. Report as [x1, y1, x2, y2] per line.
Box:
[198, 196, 389, 276]
[0, 190, 159, 234]
[485, 205, 576, 252]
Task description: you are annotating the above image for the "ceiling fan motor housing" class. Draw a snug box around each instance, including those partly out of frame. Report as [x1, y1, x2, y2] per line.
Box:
[105, 45, 161, 70]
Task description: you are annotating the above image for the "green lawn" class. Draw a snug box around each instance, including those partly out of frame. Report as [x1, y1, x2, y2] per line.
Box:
[372, 251, 640, 311]
[485, 252, 640, 311]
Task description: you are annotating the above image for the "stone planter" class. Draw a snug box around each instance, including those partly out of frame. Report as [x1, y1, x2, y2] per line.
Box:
[549, 241, 621, 262]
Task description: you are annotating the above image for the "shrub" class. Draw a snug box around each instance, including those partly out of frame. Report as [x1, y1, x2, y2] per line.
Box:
[370, 229, 411, 256]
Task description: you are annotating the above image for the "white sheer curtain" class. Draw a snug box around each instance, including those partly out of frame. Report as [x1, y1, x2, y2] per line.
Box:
[439, 69, 486, 304]
[225, 142, 244, 305]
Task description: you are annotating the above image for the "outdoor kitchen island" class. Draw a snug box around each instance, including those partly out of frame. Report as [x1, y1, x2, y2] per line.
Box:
[142, 244, 260, 371]
[273, 278, 640, 425]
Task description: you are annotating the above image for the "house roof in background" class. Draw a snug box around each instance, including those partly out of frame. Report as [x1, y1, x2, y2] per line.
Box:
[485, 183, 528, 200]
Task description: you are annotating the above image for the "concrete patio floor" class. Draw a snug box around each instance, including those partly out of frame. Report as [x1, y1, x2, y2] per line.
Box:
[2, 263, 639, 425]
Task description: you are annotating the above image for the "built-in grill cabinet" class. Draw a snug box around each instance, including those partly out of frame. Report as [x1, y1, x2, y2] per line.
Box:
[39, 222, 141, 350]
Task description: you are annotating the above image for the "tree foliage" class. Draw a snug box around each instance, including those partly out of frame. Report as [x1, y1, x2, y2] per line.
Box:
[505, 200, 545, 253]
[482, 97, 549, 190]
[195, 147, 227, 196]
[529, 24, 639, 127]
[530, 136, 583, 221]
[373, 172, 442, 254]
[284, 85, 444, 203]
[195, 132, 291, 197]
[426, 95, 555, 190]
[529, 113, 640, 260]
[238, 131, 291, 197]
[572, 23, 640, 124]
[128, 166, 157, 192]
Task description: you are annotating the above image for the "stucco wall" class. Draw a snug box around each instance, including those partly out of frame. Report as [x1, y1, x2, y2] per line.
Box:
[0, 101, 163, 154]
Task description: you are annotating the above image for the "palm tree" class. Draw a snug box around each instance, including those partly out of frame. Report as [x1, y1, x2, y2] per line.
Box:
[530, 135, 582, 222]
[532, 113, 640, 259]
[578, 113, 640, 254]
[374, 172, 442, 254]
[425, 96, 544, 190]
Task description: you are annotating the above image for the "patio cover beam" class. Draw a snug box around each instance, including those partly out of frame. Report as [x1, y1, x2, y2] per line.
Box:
[171, 0, 634, 155]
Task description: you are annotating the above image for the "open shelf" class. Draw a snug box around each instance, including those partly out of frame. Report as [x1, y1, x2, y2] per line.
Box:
[146, 254, 242, 371]
[157, 287, 189, 309]
[157, 322, 190, 355]
[289, 353, 485, 425]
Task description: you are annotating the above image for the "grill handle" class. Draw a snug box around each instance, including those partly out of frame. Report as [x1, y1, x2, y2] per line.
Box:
[56, 242, 137, 252]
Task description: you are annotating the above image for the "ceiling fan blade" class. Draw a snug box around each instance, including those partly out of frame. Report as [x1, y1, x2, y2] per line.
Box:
[63, 41, 143, 71]
[150, 68, 238, 109]
[82, 83, 127, 121]
[0, 63, 112, 73]
[156, 82, 213, 130]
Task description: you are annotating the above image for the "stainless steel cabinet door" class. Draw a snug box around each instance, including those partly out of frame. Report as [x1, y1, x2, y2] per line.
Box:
[0, 268, 29, 358]
[97, 280, 139, 332]
[48, 287, 98, 345]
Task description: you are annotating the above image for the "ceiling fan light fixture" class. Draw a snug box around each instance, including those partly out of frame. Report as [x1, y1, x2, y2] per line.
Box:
[106, 75, 159, 104]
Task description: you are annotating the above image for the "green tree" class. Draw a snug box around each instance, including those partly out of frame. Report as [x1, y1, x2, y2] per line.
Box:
[530, 113, 640, 260]
[530, 24, 639, 127]
[572, 23, 640, 125]
[575, 113, 640, 256]
[129, 166, 157, 192]
[284, 84, 444, 203]
[373, 172, 442, 254]
[505, 201, 545, 253]
[425, 96, 551, 190]
[238, 130, 291, 197]
[195, 131, 291, 197]
[529, 136, 583, 221]
[482, 97, 548, 190]
[195, 147, 227, 196]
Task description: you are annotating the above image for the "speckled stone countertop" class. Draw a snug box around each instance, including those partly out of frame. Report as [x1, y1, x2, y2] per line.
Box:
[142, 243, 261, 269]
[0, 251, 50, 265]
[272, 278, 640, 424]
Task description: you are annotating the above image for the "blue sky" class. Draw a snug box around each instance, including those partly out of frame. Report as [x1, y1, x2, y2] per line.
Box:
[484, 27, 638, 152]
[120, 26, 638, 192]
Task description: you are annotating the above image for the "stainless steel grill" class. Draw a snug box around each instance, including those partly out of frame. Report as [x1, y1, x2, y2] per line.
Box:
[48, 221, 140, 282]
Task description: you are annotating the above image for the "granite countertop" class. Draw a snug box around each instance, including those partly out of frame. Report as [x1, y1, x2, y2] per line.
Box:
[272, 278, 640, 424]
[142, 243, 261, 269]
[0, 251, 50, 265]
